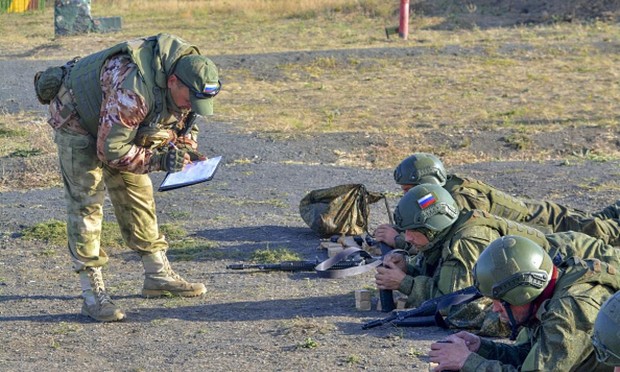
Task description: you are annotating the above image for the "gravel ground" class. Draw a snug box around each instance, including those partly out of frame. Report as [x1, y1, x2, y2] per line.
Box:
[2, 115, 619, 371]
[2, 25, 620, 371]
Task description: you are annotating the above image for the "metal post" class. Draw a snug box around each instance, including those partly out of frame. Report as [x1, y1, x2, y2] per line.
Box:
[385, 0, 409, 40]
[399, 0, 409, 39]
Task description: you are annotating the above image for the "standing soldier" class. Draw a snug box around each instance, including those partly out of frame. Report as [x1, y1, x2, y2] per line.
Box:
[34, 33, 221, 322]
[428, 235, 619, 371]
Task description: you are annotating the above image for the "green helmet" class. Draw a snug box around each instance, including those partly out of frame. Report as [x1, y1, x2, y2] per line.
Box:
[473, 236, 553, 306]
[592, 291, 620, 366]
[393, 153, 448, 186]
[393, 184, 459, 232]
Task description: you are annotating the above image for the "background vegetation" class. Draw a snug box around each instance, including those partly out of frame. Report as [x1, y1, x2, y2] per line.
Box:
[1, 0, 619, 191]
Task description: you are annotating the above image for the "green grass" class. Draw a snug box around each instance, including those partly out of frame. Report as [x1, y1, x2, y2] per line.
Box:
[250, 247, 301, 263]
[1, 1, 620, 190]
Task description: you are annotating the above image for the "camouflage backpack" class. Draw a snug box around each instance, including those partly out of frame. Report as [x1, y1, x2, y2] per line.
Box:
[299, 184, 388, 237]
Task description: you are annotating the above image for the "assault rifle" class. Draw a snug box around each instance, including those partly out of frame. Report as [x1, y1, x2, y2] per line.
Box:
[226, 257, 365, 272]
[361, 285, 482, 330]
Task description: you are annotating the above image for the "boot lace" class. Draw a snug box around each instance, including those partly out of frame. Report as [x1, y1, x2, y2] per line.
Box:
[161, 253, 185, 282]
[90, 267, 113, 305]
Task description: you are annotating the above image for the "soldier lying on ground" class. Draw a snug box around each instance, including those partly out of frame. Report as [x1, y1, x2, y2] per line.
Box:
[592, 290, 620, 372]
[375, 184, 619, 334]
[374, 152, 620, 252]
[428, 235, 619, 372]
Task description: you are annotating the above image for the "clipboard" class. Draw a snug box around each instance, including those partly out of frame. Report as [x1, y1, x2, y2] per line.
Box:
[158, 156, 222, 192]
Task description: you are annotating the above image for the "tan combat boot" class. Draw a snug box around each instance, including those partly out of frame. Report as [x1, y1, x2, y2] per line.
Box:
[141, 250, 206, 298]
[79, 267, 125, 322]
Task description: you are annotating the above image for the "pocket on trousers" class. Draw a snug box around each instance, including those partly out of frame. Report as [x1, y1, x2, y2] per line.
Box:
[54, 129, 99, 178]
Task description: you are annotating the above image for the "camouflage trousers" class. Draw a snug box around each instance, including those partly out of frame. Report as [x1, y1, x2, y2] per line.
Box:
[54, 127, 167, 271]
[525, 200, 620, 245]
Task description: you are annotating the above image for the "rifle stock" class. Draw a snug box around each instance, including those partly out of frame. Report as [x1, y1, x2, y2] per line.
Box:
[362, 285, 481, 330]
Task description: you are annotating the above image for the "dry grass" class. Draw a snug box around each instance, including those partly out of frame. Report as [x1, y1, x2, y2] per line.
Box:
[1, 1, 620, 188]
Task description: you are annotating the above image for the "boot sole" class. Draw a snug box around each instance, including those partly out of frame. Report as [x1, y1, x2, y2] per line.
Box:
[142, 288, 206, 298]
[81, 307, 125, 322]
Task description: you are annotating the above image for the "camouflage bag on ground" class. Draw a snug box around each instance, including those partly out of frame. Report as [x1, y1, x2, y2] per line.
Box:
[299, 184, 388, 237]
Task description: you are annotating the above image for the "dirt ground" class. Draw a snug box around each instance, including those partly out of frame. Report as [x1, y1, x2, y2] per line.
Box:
[2, 3, 620, 371]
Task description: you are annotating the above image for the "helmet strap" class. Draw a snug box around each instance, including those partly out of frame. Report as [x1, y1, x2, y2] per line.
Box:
[502, 301, 520, 341]
[502, 300, 535, 341]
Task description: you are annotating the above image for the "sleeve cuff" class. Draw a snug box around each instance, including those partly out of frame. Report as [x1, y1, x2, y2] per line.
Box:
[398, 274, 414, 295]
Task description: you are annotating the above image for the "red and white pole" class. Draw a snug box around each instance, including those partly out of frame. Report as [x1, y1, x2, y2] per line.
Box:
[399, 0, 409, 39]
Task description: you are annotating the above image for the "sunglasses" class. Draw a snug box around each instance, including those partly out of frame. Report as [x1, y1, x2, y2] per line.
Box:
[177, 75, 222, 99]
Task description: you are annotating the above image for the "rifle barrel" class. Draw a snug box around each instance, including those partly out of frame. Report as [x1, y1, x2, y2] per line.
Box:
[226, 259, 364, 272]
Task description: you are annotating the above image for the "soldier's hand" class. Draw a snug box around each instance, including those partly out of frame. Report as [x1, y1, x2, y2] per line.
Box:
[428, 336, 471, 371]
[453, 331, 481, 352]
[174, 140, 207, 162]
[184, 148, 207, 162]
[374, 224, 400, 247]
[375, 259, 406, 290]
[384, 251, 406, 271]
[151, 147, 190, 173]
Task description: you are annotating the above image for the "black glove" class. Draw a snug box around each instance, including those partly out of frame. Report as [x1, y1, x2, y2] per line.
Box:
[151, 147, 187, 173]
[184, 148, 207, 162]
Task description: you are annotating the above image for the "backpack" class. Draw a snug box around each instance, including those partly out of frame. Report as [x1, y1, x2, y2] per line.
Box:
[299, 184, 389, 237]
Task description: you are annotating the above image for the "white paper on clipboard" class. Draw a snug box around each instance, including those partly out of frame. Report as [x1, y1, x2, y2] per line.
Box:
[158, 156, 222, 192]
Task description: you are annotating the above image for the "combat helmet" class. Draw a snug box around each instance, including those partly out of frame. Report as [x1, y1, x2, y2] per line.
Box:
[393, 184, 459, 234]
[393, 153, 448, 186]
[592, 291, 620, 366]
[473, 235, 553, 306]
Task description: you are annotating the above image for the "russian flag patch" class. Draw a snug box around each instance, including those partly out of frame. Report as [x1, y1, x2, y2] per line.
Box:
[417, 193, 436, 209]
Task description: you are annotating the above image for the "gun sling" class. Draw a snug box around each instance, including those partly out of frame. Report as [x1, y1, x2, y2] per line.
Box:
[315, 247, 381, 279]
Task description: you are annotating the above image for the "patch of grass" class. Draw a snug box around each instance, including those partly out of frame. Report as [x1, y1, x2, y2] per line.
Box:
[2, 2, 620, 189]
[0, 128, 28, 138]
[167, 210, 191, 219]
[21, 220, 67, 245]
[9, 148, 43, 158]
[159, 223, 188, 241]
[250, 247, 301, 263]
[298, 337, 319, 349]
[502, 132, 531, 150]
[167, 238, 222, 261]
[21, 220, 125, 248]
[52, 322, 82, 335]
[344, 354, 362, 365]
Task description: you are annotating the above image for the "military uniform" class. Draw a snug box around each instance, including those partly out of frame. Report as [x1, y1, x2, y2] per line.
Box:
[50, 34, 200, 270]
[42, 33, 218, 321]
[462, 257, 619, 372]
[397, 209, 620, 335]
[445, 174, 620, 245]
[398, 210, 546, 307]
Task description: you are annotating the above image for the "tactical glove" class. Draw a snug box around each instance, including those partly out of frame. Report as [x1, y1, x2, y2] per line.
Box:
[151, 148, 187, 173]
[183, 147, 207, 162]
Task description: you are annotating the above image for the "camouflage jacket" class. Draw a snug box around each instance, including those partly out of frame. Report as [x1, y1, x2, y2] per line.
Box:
[461, 257, 619, 372]
[398, 210, 547, 307]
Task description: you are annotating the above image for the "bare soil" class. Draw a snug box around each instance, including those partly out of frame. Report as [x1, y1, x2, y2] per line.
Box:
[2, 3, 620, 371]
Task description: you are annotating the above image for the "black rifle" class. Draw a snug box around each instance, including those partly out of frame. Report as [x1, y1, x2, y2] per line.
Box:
[361, 285, 482, 330]
[226, 258, 364, 272]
